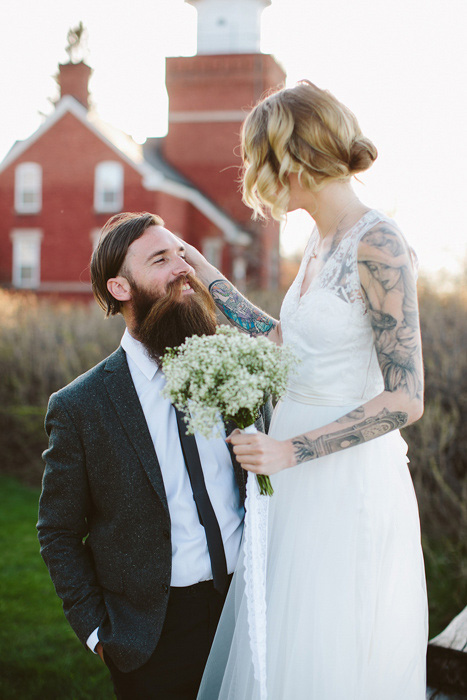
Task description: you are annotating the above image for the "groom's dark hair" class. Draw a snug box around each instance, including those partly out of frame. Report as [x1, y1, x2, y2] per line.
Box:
[91, 211, 164, 317]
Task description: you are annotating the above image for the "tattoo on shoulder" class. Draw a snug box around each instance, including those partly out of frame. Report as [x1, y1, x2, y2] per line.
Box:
[209, 279, 277, 336]
[292, 407, 408, 465]
[361, 224, 406, 259]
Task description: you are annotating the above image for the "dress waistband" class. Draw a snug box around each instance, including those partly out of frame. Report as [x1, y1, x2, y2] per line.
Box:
[285, 387, 364, 406]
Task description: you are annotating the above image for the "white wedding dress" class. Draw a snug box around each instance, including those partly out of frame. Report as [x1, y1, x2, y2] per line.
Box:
[198, 210, 428, 700]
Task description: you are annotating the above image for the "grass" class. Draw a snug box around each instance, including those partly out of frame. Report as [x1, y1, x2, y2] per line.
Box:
[0, 476, 113, 700]
[423, 536, 467, 638]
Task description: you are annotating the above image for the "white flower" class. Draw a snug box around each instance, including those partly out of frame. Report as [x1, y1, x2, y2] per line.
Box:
[162, 326, 298, 438]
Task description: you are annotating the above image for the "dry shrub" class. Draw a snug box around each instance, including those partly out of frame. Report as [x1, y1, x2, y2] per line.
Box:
[0, 290, 124, 483]
[0, 290, 124, 406]
[404, 279, 467, 539]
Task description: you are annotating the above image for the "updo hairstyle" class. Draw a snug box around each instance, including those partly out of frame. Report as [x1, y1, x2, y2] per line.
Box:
[241, 80, 378, 219]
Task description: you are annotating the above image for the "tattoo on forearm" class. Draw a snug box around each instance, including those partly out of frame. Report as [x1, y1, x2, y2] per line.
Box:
[292, 408, 408, 465]
[359, 225, 423, 401]
[292, 434, 319, 463]
[336, 407, 365, 423]
[208, 279, 277, 336]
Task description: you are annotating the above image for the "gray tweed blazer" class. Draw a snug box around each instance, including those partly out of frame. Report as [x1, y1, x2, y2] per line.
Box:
[37, 346, 272, 673]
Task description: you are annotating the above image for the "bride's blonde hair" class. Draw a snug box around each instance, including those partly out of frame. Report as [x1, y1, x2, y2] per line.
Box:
[241, 80, 378, 220]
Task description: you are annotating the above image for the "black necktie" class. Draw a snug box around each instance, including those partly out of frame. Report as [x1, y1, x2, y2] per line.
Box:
[174, 407, 229, 594]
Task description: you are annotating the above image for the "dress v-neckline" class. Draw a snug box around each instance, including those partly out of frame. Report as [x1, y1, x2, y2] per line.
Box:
[298, 209, 376, 301]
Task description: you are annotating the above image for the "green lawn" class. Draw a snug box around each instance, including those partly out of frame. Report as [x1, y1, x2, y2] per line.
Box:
[0, 476, 113, 699]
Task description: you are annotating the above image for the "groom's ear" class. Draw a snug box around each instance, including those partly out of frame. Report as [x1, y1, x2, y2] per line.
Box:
[107, 276, 132, 303]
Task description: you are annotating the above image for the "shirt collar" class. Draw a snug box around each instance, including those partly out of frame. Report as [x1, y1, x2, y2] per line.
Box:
[121, 328, 160, 381]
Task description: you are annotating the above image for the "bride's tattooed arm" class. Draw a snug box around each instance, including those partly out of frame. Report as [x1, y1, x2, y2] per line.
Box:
[292, 407, 408, 463]
[209, 279, 280, 340]
[359, 224, 423, 401]
[289, 222, 424, 467]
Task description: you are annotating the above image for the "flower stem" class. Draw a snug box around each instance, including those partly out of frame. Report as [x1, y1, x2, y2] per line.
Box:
[257, 474, 274, 496]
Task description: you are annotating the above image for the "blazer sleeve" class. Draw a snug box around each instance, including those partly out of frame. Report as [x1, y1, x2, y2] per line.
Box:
[37, 392, 107, 646]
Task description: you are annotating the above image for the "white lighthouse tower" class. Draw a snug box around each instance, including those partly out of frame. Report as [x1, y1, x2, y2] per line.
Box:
[186, 0, 271, 54]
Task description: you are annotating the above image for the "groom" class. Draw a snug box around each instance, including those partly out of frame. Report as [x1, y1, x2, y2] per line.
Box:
[37, 212, 271, 699]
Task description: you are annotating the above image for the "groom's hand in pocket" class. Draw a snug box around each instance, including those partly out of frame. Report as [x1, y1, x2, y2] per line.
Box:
[227, 430, 294, 475]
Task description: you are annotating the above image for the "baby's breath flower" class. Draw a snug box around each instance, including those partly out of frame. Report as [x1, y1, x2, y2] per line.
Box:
[162, 325, 297, 436]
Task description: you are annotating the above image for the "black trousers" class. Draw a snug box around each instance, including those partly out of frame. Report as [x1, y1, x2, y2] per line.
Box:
[104, 578, 230, 700]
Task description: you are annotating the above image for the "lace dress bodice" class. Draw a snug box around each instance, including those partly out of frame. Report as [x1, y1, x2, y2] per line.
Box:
[280, 209, 386, 406]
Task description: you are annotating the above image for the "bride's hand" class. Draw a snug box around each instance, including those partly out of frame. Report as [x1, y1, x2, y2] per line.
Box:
[176, 237, 213, 274]
[226, 430, 295, 475]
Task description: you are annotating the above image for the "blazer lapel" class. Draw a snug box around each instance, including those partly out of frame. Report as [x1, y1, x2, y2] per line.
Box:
[104, 347, 169, 514]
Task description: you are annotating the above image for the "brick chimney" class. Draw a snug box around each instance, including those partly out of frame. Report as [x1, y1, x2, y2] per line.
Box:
[57, 61, 92, 109]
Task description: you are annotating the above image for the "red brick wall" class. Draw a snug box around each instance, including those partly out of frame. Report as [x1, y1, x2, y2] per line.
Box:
[154, 191, 189, 236]
[0, 167, 15, 285]
[165, 54, 285, 112]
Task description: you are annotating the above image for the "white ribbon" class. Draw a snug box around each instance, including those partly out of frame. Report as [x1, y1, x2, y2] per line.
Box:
[242, 424, 269, 700]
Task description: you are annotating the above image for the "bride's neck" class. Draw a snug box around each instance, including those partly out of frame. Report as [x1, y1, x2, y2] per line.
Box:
[303, 182, 366, 239]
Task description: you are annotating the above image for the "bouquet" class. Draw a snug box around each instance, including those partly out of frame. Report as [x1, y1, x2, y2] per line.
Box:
[162, 326, 297, 496]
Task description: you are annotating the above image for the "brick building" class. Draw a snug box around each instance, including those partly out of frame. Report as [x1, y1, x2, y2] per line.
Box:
[0, 0, 286, 298]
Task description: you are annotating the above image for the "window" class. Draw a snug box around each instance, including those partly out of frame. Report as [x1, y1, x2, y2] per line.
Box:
[10, 229, 43, 288]
[202, 237, 223, 270]
[15, 163, 42, 214]
[232, 256, 247, 285]
[94, 161, 124, 212]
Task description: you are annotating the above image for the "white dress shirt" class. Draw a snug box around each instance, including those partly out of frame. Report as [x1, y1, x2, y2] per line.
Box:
[87, 329, 244, 652]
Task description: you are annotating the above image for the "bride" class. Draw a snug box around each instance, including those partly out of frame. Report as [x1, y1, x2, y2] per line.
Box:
[186, 80, 428, 699]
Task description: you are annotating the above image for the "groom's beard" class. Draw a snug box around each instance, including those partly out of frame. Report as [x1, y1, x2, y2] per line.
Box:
[131, 274, 218, 360]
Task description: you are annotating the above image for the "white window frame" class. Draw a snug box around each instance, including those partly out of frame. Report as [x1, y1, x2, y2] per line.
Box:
[202, 237, 223, 270]
[15, 162, 42, 214]
[10, 229, 43, 289]
[232, 256, 247, 285]
[94, 161, 124, 213]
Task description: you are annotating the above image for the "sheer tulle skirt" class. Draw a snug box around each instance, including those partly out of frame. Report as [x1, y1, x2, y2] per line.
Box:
[197, 398, 428, 700]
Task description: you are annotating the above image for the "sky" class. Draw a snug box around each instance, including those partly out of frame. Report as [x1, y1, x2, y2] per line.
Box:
[1, 0, 466, 275]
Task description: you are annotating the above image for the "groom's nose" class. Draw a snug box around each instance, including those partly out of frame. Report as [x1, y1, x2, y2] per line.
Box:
[172, 257, 195, 277]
